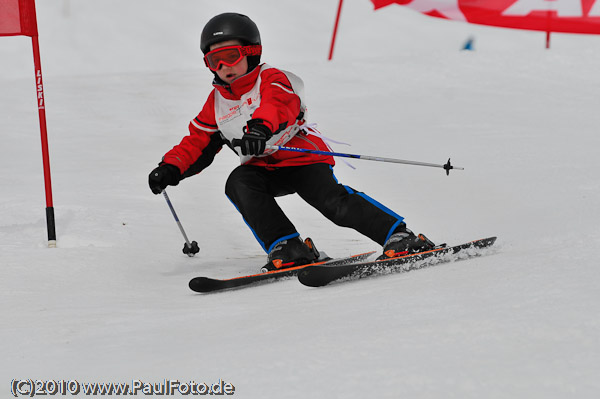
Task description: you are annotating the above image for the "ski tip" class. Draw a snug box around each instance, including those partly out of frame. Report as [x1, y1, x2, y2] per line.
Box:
[476, 236, 497, 247]
[189, 277, 215, 293]
[297, 266, 331, 288]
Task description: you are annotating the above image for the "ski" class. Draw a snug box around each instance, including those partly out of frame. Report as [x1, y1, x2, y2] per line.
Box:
[297, 237, 497, 287]
[189, 251, 376, 293]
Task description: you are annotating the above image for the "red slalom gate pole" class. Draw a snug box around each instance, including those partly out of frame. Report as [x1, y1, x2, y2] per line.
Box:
[31, 35, 56, 247]
[328, 0, 344, 60]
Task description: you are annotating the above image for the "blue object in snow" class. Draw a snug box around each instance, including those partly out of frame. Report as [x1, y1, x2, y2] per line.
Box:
[462, 37, 475, 51]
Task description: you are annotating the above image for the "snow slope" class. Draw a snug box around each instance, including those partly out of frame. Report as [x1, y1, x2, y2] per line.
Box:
[1, 1, 599, 398]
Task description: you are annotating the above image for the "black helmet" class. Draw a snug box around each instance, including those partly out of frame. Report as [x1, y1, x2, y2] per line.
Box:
[201, 13, 261, 54]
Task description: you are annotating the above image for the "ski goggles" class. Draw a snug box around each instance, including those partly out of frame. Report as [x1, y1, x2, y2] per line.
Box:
[203, 45, 262, 71]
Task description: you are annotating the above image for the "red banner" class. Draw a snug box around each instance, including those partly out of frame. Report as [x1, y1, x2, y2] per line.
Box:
[0, 0, 38, 36]
[371, 0, 600, 34]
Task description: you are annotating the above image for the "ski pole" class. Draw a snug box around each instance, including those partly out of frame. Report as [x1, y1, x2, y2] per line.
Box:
[265, 145, 464, 175]
[162, 189, 200, 257]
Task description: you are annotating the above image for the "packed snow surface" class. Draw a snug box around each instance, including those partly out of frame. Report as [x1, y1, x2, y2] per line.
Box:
[1, 1, 599, 398]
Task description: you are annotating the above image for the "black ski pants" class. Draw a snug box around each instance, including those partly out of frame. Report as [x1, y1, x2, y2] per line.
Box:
[225, 163, 404, 253]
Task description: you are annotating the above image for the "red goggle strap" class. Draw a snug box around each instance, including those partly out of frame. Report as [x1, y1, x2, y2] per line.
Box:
[239, 45, 262, 56]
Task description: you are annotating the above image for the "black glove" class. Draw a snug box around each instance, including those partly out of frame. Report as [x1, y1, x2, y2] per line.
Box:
[148, 163, 181, 194]
[232, 119, 273, 156]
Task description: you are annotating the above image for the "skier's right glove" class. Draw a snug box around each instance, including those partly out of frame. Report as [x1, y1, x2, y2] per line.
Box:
[148, 163, 181, 194]
[232, 119, 273, 156]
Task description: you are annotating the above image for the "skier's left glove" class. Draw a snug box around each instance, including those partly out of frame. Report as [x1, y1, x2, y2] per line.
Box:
[232, 119, 273, 156]
[148, 163, 181, 194]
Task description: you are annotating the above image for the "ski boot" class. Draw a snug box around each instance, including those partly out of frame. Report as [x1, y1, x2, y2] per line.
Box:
[261, 237, 320, 273]
[377, 224, 436, 260]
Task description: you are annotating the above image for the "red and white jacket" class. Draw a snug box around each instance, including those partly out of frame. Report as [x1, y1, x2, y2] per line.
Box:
[162, 64, 334, 175]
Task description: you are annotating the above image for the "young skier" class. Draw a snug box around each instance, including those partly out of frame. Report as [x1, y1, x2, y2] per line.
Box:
[148, 13, 434, 271]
